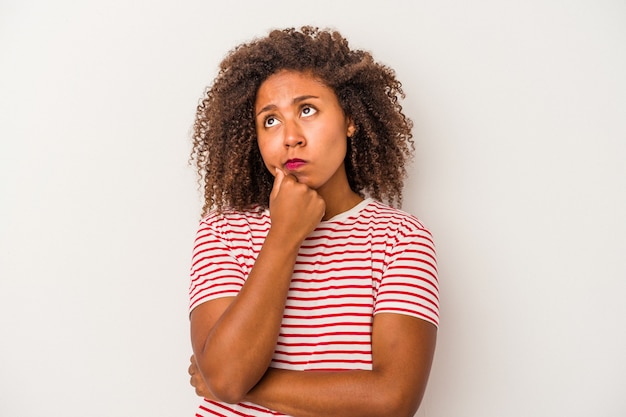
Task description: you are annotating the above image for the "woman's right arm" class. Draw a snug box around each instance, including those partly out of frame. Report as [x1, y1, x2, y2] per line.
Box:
[190, 170, 324, 404]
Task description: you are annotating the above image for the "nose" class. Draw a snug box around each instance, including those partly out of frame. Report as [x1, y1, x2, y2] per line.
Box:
[283, 119, 305, 148]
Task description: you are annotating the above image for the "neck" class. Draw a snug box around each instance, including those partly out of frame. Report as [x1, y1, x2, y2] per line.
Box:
[314, 162, 363, 221]
[319, 189, 363, 221]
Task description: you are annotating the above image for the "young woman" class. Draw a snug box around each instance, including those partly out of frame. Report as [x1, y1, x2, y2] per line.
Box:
[187, 27, 439, 417]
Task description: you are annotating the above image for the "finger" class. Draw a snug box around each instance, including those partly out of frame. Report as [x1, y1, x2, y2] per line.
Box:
[189, 355, 197, 374]
[190, 373, 201, 388]
[270, 168, 285, 198]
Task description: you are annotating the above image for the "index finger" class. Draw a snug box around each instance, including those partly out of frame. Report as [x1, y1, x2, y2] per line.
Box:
[270, 168, 286, 199]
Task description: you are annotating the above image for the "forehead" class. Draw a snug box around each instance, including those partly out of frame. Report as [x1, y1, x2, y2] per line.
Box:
[255, 70, 335, 108]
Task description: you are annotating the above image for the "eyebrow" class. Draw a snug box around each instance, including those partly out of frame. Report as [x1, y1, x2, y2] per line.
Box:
[255, 95, 319, 117]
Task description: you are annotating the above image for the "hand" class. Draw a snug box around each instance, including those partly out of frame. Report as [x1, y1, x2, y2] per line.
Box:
[188, 354, 216, 400]
[269, 169, 325, 243]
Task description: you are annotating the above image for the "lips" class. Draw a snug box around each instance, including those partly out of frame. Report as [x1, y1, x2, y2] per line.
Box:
[285, 159, 306, 171]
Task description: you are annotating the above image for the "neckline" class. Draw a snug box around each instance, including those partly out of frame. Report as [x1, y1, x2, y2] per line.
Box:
[320, 198, 373, 223]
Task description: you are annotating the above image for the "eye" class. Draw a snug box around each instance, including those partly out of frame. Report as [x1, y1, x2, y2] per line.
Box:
[301, 105, 317, 118]
[264, 116, 281, 128]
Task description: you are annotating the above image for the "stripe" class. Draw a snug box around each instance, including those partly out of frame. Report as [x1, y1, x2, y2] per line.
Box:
[189, 199, 439, 416]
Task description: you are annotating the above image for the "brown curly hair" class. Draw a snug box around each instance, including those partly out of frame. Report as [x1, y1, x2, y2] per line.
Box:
[191, 26, 414, 216]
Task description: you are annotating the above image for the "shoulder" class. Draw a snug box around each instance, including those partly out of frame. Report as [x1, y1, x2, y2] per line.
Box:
[360, 200, 431, 237]
[195, 207, 270, 245]
[200, 206, 270, 229]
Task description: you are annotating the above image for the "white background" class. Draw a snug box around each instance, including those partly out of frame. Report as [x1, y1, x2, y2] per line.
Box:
[1, 1, 625, 416]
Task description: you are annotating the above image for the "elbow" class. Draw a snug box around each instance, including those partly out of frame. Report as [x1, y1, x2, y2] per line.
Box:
[391, 398, 423, 417]
[373, 386, 425, 417]
[392, 387, 428, 417]
[207, 378, 248, 404]
[380, 398, 421, 417]
[194, 349, 264, 404]
[200, 359, 258, 404]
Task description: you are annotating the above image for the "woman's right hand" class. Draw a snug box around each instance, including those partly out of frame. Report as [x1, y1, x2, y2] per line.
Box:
[269, 169, 325, 244]
[190, 168, 320, 404]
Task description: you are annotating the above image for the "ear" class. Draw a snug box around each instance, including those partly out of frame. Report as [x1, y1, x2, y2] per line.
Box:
[346, 118, 356, 138]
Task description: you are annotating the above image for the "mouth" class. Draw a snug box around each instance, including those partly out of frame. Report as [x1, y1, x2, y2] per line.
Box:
[284, 159, 306, 171]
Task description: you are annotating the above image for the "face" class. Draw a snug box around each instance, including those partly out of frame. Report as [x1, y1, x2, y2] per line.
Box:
[255, 70, 355, 197]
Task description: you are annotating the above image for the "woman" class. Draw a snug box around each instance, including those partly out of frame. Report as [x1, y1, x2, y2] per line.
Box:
[188, 26, 439, 417]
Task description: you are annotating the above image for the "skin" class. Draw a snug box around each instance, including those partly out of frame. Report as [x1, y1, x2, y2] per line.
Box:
[256, 70, 361, 218]
[189, 70, 437, 417]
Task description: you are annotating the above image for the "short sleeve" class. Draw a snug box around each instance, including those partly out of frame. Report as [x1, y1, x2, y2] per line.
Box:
[373, 226, 439, 327]
[188, 214, 245, 313]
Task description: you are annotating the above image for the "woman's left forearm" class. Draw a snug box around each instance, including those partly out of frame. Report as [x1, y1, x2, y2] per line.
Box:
[245, 315, 436, 417]
[245, 368, 409, 417]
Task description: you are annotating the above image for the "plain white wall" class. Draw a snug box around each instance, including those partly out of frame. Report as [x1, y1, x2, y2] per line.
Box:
[1, 1, 624, 416]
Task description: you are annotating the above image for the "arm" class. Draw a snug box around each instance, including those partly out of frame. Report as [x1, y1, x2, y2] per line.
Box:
[190, 170, 325, 403]
[189, 314, 436, 416]
[239, 218, 439, 416]
[244, 313, 437, 417]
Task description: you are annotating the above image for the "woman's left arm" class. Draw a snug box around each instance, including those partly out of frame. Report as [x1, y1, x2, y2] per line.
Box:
[244, 312, 436, 417]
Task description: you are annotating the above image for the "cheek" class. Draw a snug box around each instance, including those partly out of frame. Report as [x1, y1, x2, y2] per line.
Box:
[256, 139, 276, 172]
[329, 128, 348, 157]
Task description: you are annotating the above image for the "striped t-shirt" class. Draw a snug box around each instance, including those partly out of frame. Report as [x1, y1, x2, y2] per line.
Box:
[189, 198, 439, 417]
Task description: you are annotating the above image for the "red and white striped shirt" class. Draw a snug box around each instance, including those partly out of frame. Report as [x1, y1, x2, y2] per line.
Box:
[189, 198, 439, 417]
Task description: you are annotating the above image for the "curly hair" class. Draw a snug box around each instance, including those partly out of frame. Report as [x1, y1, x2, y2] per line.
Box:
[191, 26, 414, 216]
